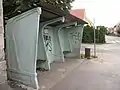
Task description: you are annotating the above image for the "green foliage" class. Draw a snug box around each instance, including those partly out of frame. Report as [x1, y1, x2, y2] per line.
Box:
[3, 0, 74, 18]
[82, 25, 94, 43]
[82, 25, 106, 44]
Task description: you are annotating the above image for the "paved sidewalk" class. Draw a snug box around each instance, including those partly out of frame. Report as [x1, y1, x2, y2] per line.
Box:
[37, 58, 84, 90]
[51, 54, 120, 90]
[0, 57, 84, 90]
[50, 36, 120, 90]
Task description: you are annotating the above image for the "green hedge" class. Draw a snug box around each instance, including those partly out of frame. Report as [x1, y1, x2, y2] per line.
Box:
[82, 25, 106, 44]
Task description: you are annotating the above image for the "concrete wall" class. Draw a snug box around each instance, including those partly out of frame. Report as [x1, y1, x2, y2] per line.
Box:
[5, 8, 41, 89]
[53, 27, 64, 62]
[37, 26, 64, 69]
[64, 25, 84, 58]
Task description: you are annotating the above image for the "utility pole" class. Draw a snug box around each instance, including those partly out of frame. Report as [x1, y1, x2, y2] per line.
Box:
[93, 18, 96, 57]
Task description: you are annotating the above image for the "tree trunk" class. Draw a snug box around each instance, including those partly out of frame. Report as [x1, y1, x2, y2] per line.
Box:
[0, 0, 4, 50]
[0, 0, 3, 33]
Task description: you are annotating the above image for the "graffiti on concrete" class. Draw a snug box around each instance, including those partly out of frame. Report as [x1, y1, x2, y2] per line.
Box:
[44, 35, 52, 51]
[70, 32, 81, 44]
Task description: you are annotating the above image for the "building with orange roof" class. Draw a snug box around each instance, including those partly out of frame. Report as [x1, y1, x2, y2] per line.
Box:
[70, 9, 94, 26]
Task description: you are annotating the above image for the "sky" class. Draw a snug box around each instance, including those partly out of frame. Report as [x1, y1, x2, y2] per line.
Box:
[72, 0, 120, 27]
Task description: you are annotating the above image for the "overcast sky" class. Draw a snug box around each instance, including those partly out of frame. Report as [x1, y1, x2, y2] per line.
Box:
[72, 0, 120, 27]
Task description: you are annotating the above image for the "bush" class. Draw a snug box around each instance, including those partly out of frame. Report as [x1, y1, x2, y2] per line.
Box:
[82, 25, 106, 44]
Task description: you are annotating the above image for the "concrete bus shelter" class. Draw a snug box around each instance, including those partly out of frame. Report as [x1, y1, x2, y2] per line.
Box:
[5, 3, 87, 89]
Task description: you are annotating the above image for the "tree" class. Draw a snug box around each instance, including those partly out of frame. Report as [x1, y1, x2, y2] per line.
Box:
[82, 25, 106, 43]
[3, 0, 75, 19]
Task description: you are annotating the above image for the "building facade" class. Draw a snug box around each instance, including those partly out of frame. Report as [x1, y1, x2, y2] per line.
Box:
[70, 9, 94, 26]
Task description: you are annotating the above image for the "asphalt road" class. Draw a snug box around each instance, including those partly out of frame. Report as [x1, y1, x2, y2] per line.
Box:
[50, 36, 120, 90]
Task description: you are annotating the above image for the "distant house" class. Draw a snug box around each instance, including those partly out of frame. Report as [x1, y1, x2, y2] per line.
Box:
[107, 22, 120, 35]
[70, 9, 94, 26]
[113, 23, 120, 36]
[108, 27, 114, 33]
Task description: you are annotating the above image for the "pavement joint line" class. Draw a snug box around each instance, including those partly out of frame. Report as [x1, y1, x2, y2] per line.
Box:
[49, 59, 85, 90]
